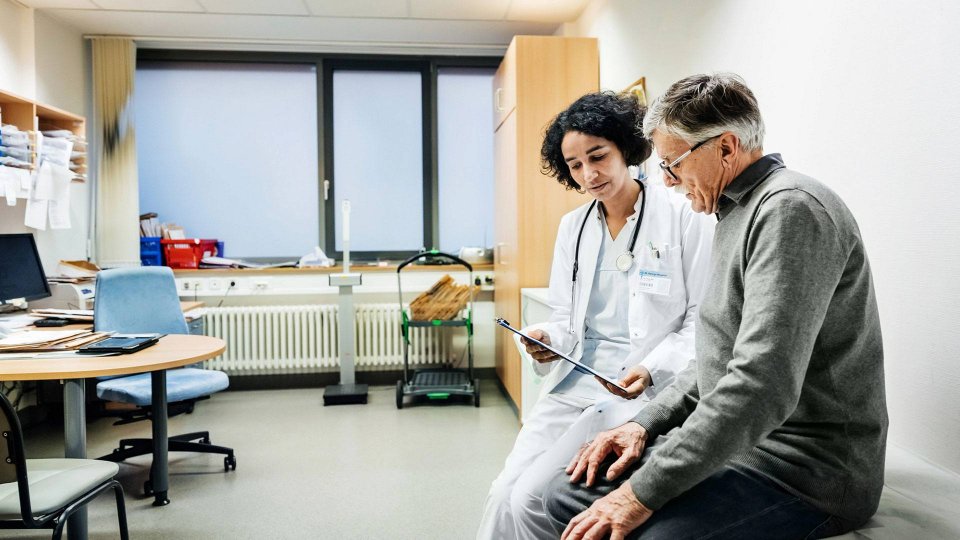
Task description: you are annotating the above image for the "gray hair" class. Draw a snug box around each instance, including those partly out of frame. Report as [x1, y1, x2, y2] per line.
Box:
[642, 73, 765, 151]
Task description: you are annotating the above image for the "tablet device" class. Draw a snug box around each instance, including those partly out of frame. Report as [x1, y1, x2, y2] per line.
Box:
[78, 333, 163, 354]
[495, 318, 628, 393]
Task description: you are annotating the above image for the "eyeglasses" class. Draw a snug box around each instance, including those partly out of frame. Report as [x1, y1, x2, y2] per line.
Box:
[658, 134, 721, 181]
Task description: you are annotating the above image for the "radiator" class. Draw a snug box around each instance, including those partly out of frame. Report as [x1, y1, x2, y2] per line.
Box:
[202, 304, 453, 374]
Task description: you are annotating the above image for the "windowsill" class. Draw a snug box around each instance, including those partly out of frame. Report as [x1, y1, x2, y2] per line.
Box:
[172, 262, 494, 276]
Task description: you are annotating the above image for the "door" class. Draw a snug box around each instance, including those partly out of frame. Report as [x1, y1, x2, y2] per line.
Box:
[493, 111, 522, 410]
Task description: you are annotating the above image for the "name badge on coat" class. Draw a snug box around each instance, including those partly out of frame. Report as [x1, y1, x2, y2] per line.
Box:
[637, 270, 671, 296]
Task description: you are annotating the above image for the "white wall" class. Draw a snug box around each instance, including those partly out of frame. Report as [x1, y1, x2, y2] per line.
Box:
[0, 0, 35, 98]
[567, 0, 960, 474]
[0, 3, 90, 273]
[34, 11, 85, 115]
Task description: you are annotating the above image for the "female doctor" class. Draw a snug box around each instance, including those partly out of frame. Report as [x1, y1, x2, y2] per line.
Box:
[477, 92, 715, 539]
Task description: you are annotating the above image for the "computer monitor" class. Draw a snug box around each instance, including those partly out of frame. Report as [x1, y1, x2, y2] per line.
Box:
[0, 233, 51, 306]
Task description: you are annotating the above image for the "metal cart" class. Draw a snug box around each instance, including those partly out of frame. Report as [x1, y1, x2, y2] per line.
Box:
[396, 250, 479, 409]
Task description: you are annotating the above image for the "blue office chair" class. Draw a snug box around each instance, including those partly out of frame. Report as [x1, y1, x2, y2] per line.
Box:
[92, 267, 236, 495]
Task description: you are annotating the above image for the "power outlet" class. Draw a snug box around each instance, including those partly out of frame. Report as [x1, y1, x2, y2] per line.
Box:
[208, 279, 223, 291]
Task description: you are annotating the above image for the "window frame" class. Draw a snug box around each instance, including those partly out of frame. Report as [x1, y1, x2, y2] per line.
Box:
[136, 49, 499, 262]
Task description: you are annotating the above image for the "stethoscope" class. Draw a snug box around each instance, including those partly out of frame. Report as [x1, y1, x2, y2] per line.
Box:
[568, 179, 646, 336]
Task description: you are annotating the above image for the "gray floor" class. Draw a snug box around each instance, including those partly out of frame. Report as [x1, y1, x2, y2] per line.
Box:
[11, 380, 519, 539]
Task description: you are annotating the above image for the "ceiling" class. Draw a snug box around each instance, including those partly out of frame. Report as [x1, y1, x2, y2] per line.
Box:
[16, 0, 593, 55]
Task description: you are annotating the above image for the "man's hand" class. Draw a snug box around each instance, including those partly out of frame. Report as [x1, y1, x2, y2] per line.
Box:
[521, 329, 559, 363]
[597, 365, 652, 399]
[566, 422, 648, 487]
[561, 482, 653, 540]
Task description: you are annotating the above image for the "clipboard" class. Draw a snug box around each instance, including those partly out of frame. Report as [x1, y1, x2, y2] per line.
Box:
[495, 318, 628, 392]
[77, 333, 163, 354]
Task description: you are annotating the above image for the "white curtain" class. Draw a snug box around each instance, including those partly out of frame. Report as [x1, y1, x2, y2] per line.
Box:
[92, 38, 140, 268]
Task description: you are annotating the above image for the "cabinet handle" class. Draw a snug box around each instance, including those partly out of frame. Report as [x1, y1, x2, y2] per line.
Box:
[495, 88, 504, 112]
[496, 242, 509, 265]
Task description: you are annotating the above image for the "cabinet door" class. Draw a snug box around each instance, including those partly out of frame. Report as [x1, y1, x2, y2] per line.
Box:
[492, 43, 516, 132]
[493, 112, 522, 409]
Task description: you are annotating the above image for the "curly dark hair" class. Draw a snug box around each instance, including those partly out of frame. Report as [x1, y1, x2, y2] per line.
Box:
[540, 91, 651, 191]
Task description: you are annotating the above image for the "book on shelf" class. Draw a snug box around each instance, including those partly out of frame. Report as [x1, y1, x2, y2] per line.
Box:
[139, 212, 161, 237]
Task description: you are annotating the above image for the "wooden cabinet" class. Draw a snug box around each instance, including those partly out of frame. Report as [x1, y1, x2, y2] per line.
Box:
[493, 36, 598, 413]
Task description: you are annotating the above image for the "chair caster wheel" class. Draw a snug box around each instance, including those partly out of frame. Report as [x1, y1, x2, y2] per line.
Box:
[224, 455, 237, 471]
[201, 436, 211, 444]
[144, 480, 153, 495]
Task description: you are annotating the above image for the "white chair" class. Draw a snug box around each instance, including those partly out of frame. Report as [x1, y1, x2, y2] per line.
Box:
[0, 391, 129, 539]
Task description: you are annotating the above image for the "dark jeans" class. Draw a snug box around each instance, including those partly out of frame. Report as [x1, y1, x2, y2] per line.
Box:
[543, 463, 856, 540]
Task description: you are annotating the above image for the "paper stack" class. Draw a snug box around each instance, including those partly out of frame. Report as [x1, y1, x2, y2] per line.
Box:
[47, 260, 99, 284]
[139, 212, 161, 237]
[42, 129, 86, 182]
[0, 328, 107, 353]
[29, 308, 94, 322]
[199, 256, 297, 269]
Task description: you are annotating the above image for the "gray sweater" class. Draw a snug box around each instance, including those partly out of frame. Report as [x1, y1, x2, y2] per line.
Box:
[630, 154, 887, 525]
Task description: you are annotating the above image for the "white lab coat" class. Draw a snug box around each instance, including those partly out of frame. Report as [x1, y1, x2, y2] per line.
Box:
[477, 179, 716, 540]
[526, 178, 715, 412]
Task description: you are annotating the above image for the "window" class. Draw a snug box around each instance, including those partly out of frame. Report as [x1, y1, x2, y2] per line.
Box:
[329, 68, 426, 255]
[136, 61, 319, 259]
[437, 67, 495, 254]
[135, 51, 498, 261]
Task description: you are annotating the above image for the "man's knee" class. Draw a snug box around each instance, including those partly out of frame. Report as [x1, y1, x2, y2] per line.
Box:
[542, 471, 583, 534]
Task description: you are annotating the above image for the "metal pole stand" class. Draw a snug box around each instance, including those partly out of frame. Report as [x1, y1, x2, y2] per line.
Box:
[323, 272, 368, 405]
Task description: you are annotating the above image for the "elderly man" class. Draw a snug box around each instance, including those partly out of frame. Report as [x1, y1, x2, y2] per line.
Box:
[540, 73, 887, 540]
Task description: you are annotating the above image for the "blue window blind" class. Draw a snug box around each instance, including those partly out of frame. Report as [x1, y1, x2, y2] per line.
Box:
[136, 61, 319, 259]
[331, 70, 424, 252]
[437, 67, 495, 254]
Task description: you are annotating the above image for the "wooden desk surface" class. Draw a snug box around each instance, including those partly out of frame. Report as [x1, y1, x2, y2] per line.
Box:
[0, 334, 225, 381]
[180, 301, 204, 312]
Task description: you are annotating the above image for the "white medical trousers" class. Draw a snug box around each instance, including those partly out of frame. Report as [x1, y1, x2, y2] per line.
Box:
[476, 392, 643, 539]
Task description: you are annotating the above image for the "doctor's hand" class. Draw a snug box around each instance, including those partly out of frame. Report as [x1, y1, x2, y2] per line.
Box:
[566, 422, 648, 487]
[561, 482, 653, 540]
[521, 330, 559, 363]
[597, 365, 652, 399]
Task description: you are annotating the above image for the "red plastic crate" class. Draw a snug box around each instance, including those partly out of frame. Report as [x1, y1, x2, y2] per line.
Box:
[161, 238, 219, 269]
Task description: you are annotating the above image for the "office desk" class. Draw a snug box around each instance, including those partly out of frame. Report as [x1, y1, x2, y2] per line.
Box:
[0, 334, 226, 540]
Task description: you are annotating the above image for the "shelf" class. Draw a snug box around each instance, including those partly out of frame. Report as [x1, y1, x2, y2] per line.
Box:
[1, 88, 88, 184]
[0, 89, 37, 132]
[35, 103, 85, 125]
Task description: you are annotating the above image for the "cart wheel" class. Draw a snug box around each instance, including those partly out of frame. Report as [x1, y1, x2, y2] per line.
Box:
[473, 378, 480, 408]
[396, 380, 404, 409]
[143, 480, 153, 496]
